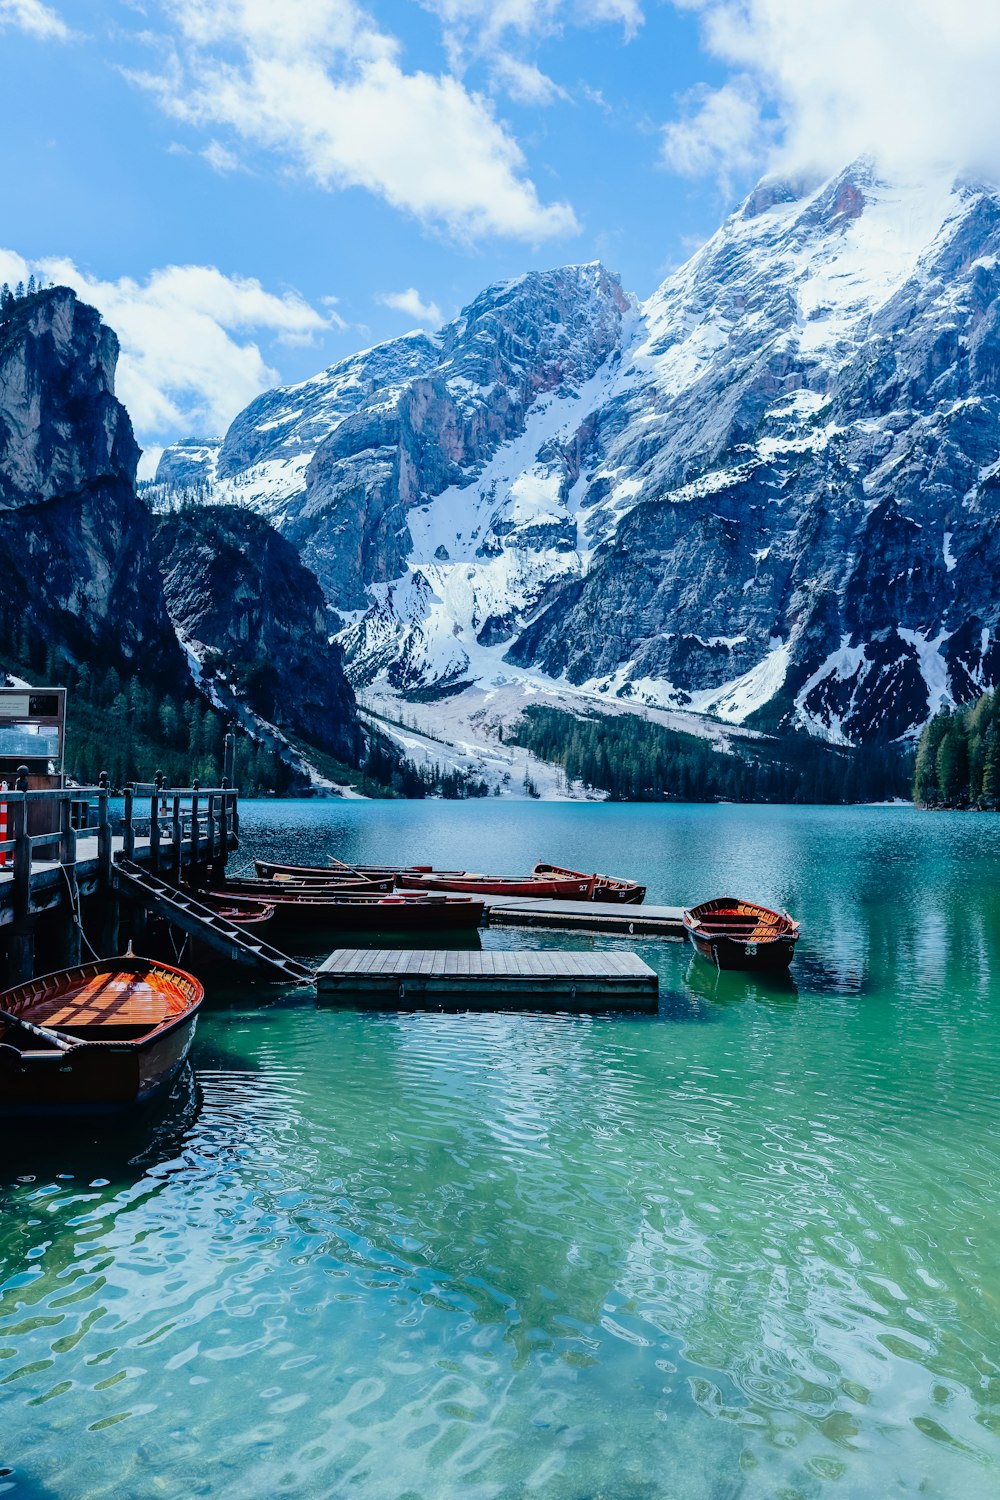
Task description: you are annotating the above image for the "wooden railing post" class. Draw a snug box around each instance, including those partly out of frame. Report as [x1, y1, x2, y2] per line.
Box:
[172, 793, 182, 884]
[150, 770, 164, 874]
[12, 772, 30, 926]
[231, 788, 240, 842]
[223, 727, 236, 788]
[123, 783, 136, 861]
[190, 780, 201, 876]
[58, 792, 81, 966]
[97, 772, 112, 887]
[206, 792, 217, 866]
[9, 769, 34, 981]
[219, 786, 230, 863]
[97, 771, 119, 957]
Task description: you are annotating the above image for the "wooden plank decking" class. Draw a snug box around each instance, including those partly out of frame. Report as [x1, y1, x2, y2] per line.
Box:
[316, 947, 659, 1011]
[481, 895, 685, 937]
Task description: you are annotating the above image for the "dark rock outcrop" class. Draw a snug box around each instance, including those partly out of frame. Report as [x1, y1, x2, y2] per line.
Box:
[153, 505, 364, 766]
[0, 287, 186, 683]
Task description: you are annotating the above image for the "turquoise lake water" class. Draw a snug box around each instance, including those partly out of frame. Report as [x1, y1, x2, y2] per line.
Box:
[1, 801, 999, 1498]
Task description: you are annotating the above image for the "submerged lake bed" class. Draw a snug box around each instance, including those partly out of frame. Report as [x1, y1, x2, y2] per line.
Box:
[2, 802, 999, 1498]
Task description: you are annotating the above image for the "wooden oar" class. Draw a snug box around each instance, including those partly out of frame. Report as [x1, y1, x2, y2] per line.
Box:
[0, 1007, 74, 1051]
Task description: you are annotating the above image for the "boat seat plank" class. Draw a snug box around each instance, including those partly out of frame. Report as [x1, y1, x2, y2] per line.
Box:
[29, 973, 172, 1027]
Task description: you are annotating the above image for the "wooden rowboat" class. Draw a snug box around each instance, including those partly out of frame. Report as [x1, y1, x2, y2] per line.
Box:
[256, 858, 646, 905]
[396, 871, 594, 898]
[195, 891, 277, 928]
[682, 897, 799, 971]
[221, 874, 395, 897]
[206, 889, 485, 932]
[254, 858, 454, 883]
[0, 957, 203, 1115]
[532, 863, 646, 904]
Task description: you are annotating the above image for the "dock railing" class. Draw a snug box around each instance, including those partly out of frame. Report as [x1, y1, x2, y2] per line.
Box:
[0, 767, 240, 910]
[125, 773, 240, 882]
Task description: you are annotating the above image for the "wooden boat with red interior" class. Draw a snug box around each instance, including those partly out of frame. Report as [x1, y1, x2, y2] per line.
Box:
[254, 858, 455, 883]
[532, 863, 646, 904]
[0, 956, 203, 1115]
[206, 887, 485, 932]
[396, 870, 595, 899]
[194, 891, 277, 928]
[682, 897, 799, 971]
[220, 873, 395, 897]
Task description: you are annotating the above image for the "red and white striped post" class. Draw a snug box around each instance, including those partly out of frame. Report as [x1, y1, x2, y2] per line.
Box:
[0, 781, 8, 868]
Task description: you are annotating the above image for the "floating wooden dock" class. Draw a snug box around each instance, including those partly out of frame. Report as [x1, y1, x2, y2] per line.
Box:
[316, 948, 659, 1011]
[482, 896, 685, 938]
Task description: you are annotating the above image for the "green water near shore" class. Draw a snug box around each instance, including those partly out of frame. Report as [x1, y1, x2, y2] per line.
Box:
[1, 803, 999, 1498]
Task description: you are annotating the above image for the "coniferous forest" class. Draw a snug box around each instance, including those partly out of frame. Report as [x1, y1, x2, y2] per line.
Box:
[913, 691, 1000, 807]
[511, 706, 914, 803]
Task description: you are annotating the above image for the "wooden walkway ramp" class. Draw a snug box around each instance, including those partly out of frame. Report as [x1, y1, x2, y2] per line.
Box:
[114, 860, 314, 985]
[481, 896, 685, 937]
[316, 948, 659, 1011]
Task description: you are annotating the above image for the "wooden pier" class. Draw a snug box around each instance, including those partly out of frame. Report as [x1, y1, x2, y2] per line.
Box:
[0, 772, 240, 984]
[315, 948, 659, 1011]
[482, 896, 685, 938]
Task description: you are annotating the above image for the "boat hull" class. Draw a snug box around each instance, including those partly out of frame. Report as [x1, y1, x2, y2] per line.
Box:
[683, 929, 797, 972]
[397, 873, 593, 899]
[532, 863, 646, 904]
[0, 957, 202, 1116]
[222, 875, 395, 896]
[682, 896, 799, 972]
[208, 892, 485, 933]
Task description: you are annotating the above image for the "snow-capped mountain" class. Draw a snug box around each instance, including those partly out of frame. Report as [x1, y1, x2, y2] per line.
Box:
[157, 160, 1000, 744]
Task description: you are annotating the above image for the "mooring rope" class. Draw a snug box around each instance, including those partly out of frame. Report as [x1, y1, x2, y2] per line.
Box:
[59, 862, 101, 962]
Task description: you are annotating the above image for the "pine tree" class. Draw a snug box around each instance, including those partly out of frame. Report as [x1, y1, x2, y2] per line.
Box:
[982, 724, 1000, 808]
[935, 719, 969, 806]
[914, 710, 949, 805]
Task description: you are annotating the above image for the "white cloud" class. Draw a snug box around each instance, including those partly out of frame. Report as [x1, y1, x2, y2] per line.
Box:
[491, 54, 568, 106]
[423, 1, 643, 61]
[375, 287, 445, 329]
[200, 139, 243, 174]
[666, 0, 1000, 186]
[0, 0, 69, 39]
[0, 249, 333, 446]
[130, 0, 578, 242]
[662, 75, 770, 189]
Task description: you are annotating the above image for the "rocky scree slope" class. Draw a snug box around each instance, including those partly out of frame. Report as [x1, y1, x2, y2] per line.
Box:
[159, 163, 1000, 744]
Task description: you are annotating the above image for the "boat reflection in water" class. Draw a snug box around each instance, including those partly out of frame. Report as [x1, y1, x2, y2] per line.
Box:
[0, 1060, 203, 1184]
[684, 956, 799, 1008]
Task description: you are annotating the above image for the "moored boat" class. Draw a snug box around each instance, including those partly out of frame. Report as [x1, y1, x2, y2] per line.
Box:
[532, 863, 646, 904]
[221, 874, 395, 897]
[254, 858, 454, 883]
[206, 888, 485, 932]
[0, 957, 203, 1115]
[194, 891, 277, 928]
[682, 897, 799, 971]
[396, 871, 594, 899]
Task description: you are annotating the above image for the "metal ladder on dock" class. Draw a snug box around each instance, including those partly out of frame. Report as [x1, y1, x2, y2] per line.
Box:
[113, 858, 315, 985]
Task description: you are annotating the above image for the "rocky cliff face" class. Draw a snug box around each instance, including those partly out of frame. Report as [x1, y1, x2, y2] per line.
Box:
[0, 287, 185, 681]
[0, 287, 369, 791]
[153, 505, 364, 766]
[158, 164, 1000, 744]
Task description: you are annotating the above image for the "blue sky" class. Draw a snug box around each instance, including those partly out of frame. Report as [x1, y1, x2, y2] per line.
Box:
[0, 1, 992, 469]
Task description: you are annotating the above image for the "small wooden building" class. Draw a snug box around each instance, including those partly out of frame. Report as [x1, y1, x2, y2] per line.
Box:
[0, 686, 66, 835]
